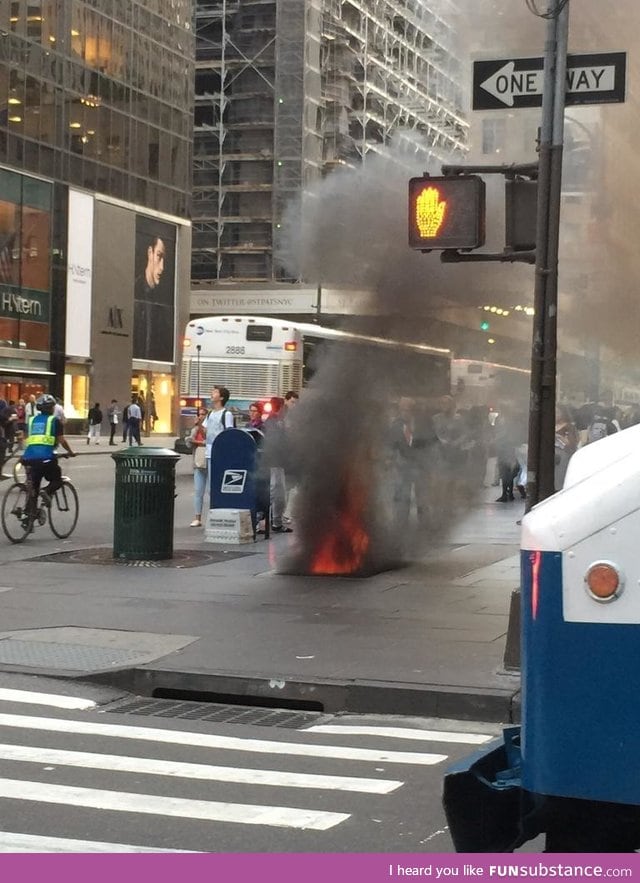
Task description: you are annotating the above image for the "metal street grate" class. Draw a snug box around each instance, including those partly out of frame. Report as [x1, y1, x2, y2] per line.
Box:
[103, 697, 323, 729]
[29, 548, 254, 568]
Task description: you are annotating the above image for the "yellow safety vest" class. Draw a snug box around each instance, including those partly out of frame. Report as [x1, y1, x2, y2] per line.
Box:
[26, 414, 56, 447]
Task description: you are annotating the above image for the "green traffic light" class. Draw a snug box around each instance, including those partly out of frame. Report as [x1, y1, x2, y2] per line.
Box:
[480, 320, 490, 331]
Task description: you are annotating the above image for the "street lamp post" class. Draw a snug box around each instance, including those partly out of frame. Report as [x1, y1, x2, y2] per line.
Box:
[526, 0, 570, 509]
[504, 0, 570, 672]
[196, 344, 201, 407]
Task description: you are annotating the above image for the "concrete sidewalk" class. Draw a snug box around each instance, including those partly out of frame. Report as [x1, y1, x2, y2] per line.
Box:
[0, 458, 523, 722]
[63, 434, 179, 452]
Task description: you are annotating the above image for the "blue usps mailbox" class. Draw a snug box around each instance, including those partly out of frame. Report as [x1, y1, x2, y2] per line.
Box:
[210, 429, 259, 531]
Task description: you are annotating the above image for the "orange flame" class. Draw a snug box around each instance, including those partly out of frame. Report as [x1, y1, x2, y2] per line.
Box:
[309, 478, 370, 575]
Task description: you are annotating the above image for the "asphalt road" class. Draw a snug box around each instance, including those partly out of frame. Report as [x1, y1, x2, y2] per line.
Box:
[0, 675, 502, 853]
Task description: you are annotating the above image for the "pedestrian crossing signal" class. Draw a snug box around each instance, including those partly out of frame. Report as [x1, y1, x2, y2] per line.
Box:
[408, 175, 486, 251]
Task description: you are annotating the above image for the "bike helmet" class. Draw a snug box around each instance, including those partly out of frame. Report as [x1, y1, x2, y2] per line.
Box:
[36, 394, 56, 412]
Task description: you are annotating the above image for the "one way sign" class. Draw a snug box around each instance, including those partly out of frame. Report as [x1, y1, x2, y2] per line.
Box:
[473, 52, 626, 110]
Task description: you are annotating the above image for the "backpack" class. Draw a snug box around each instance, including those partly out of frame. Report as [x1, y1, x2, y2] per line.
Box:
[206, 408, 236, 429]
[221, 408, 236, 429]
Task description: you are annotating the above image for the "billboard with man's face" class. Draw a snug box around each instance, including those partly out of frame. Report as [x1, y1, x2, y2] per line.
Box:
[133, 215, 176, 362]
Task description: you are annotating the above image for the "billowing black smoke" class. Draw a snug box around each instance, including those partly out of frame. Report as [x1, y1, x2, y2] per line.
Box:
[269, 143, 509, 572]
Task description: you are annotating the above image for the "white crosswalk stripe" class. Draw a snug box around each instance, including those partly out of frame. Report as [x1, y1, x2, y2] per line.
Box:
[0, 778, 351, 830]
[0, 691, 470, 851]
[0, 688, 96, 710]
[0, 741, 403, 793]
[0, 832, 195, 853]
[305, 724, 494, 744]
[0, 712, 449, 765]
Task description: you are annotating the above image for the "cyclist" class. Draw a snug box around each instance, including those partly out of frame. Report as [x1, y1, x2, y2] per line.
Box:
[22, 394, 76, 504]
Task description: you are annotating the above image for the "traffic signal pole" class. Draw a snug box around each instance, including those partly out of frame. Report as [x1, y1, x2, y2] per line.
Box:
[505, 0, 570, 671]
[526, 0, 570, 508]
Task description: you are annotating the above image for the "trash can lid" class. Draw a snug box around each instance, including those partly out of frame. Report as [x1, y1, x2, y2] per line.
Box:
[111, 446, 182, 462]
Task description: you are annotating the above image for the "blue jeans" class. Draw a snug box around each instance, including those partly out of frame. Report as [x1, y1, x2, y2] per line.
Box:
[194, 463, 208, 518]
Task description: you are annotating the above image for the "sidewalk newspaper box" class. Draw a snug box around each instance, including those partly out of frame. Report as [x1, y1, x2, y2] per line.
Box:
[112, 447, 180, 560]
[208, 429, 261, 543]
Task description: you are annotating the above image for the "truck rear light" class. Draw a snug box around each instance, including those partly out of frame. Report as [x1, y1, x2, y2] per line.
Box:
[585, 561, 623, 602]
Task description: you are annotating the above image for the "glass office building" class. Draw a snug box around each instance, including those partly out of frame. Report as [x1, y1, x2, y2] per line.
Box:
[0, 1, 194, 433]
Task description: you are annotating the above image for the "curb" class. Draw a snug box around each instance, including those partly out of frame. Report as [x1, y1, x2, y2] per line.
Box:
[85, 665, 522, 724]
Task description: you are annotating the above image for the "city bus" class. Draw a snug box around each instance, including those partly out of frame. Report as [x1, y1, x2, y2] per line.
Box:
[178, 315, 452, 441]
[451, 358, 531, 410]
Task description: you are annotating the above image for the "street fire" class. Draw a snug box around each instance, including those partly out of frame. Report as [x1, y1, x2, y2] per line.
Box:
[308, 478, 370, 575]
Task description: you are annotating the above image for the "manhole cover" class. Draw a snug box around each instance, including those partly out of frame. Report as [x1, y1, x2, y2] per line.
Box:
[0, 628, 198, 674]
[30, 548, 254, 568]
[104, 697, 322, 729]
[0, 640, 144, 670]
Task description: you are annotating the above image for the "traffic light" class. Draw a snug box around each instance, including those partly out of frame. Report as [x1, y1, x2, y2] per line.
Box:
[505, 178, 538, 252]
[408, 175, 486, 251]
[480, 320, 490, 331]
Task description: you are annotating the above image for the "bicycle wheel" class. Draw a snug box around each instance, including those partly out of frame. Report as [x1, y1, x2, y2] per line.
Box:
[48, 480, 79, 539]
[1, 483, 33, 543]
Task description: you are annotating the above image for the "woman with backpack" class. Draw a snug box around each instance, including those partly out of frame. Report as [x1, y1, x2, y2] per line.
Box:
[189, 406, 209, 527]
[190, 385, 235, 527]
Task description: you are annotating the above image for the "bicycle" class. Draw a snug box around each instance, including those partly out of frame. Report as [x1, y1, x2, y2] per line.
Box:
[1, 454, 79, 544]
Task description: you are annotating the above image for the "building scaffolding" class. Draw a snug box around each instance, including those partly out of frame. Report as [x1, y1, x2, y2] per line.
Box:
[193, 0, 469, 283]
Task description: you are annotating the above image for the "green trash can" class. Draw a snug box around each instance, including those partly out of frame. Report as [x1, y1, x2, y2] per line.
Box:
[112, 447, 181, 560]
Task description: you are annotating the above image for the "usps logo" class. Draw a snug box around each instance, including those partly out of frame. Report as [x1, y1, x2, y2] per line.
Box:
[221, 469, 247, 494]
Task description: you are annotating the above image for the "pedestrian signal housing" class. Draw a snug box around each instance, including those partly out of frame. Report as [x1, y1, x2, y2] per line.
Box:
[408, 175, 486, 251]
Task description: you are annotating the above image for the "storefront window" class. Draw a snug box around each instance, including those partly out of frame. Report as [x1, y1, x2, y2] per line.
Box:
[0, 169, 52, 354]
[0, 379, 44, 403]
[131, 370, 173, 434]
[63, 368, 89, 419]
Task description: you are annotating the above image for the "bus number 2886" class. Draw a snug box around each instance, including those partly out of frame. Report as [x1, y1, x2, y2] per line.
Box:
[225, 346, 246, 355]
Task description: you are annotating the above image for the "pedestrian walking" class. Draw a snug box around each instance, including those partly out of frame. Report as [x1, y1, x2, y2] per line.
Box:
[126, 396, 143, 445]
[24, 394, 37, 424]
[14, 398, 26, 450]
[0, 399, 10, 474]
[204, 384, 234, 494]
[189, 406, 208, 527]
[248, 402, 264, 429]
[389, 396, 434, 531]
[53, 398, 66, 426]
[3, 401, 17, 453]
[107, 399, 120, 445]
[263, 396, 291, 532]
[149, 391, 158, 431]
[555, 404, 579, 491]
[87, 402, 103, 445]
[281, 390, 300, 530]
[122, 401, 130, 443]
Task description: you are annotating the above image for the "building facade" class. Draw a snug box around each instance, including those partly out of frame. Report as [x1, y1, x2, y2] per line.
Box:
[192, 0, 467, 285]
[0, 0, 194, 433]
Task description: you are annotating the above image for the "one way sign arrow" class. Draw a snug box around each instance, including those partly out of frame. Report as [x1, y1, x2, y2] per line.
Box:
[473, 52, 626, 110]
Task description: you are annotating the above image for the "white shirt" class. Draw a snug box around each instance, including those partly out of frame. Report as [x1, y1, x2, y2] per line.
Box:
[128, 403, 142, 420]
[205, 408, 233, 459]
